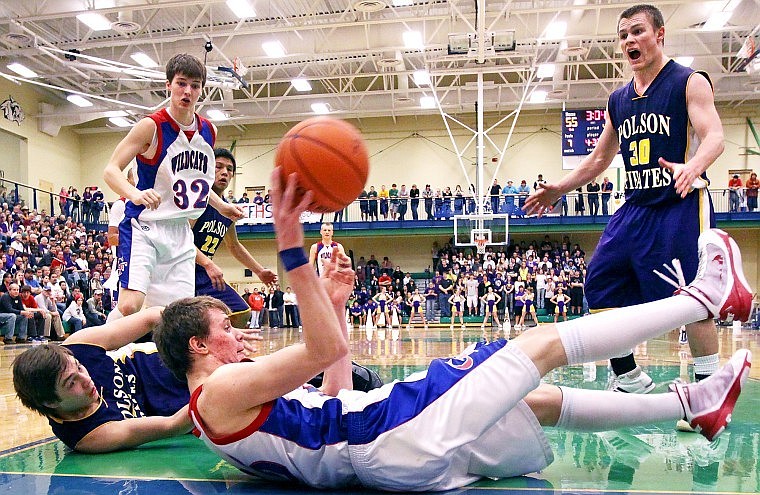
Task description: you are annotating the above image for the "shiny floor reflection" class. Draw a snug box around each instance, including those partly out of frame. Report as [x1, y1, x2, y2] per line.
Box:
[0, 324, 758, 494]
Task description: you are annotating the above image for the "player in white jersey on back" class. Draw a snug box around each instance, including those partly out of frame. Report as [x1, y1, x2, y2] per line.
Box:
[103, 53, 242, 321]
[308, 222, 345, 276]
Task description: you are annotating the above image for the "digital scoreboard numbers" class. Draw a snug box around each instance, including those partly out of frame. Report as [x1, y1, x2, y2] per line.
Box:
[562, 109, 606, 156]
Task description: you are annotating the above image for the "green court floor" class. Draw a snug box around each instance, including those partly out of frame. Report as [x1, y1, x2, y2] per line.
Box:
[1, 364, 758, 495]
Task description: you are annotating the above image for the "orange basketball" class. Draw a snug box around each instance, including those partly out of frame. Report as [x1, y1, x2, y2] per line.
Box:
[275, 117, 369, 213]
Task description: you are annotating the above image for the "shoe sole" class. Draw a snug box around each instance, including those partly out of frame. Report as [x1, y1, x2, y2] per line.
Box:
[708, 229, 753, 321]
[691, 349, 752, 441]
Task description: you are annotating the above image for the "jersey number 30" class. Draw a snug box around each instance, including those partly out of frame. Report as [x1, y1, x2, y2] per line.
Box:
[173, 179, 210, 210]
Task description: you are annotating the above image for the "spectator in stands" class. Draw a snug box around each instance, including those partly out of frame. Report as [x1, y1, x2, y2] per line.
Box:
[84, 290, 107, 327]
[283, 286, 301, 329]
[58, 187, 68, 216]
[358, 188, 369, 221]
[20, 284, 49, 342]
[409, 184, 420, 220]
[728, 174, 743, 212]
[601, 177, 613, 215]
[248, 287, 264, 329]
[397, 184, 408, 221]
[489, 179, 501, 213]
[587, 179, 600, 216]
[453, 185, 465, 215]
[62, 293, 86, 333]
[533, 174, 546, 191]
[367, 186, 379, 221]
[501, 179, 517, 216]
[69, 187, 80, 222]
[388, 184, 399, 219]
[1, 283, 32, 344]
[91, 187, 104, 223]
[746, 172, 759, 212]
[34, 285, 65, 340]
[516, 180, 530, 215]
[574, 187, 585, 215]
[422, 184, 434, 220]
[379, 185, 389, 219]
[238, 192, 250, 203]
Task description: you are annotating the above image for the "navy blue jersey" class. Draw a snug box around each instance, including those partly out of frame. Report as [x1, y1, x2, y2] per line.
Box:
[608, 60, 710, 206]
[49, 343, 188, 450]
[193, 200, 233, 260]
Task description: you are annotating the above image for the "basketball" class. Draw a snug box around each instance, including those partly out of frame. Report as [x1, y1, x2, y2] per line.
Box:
[275, 116, 369, 213]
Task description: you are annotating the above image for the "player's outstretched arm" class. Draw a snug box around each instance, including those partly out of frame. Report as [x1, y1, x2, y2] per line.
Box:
[74, 405, 192, 453]
[64, 306, 163, 350]
[208, 190, 244, 221]
[198, 170, 348, 413]
[524, 109, 619, 217]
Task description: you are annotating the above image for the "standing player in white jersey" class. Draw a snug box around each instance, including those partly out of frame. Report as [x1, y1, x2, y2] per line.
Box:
[308, 222, 345, 276]
[103, 53, 243, 321]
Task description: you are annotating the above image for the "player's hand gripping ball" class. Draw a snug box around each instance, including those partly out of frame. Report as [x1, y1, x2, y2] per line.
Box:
[275, 117, 369, 213]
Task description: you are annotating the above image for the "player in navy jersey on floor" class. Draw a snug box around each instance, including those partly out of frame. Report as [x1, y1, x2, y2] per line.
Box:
[193, 148, 277, 328]
[525, 4, 725, 403]
[103, 54, 243, 322]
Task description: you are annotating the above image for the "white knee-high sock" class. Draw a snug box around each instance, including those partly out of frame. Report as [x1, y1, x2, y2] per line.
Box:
[555, 387, 683, 431]
[106, 306, 123, 323]
[557, 295, 708, 366]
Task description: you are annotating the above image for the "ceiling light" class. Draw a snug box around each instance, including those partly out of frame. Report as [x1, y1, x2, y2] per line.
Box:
[104, 111, 128, 118]
[77, 12, 112, 31]
[291, 78, 312, 91]
[262, 41, 286, 58]
[537, 63, 555, 79]
[529, 90, 548, 103]
[7, 63, 38, 78]
[311, 102, 331, 114]
[403, 31, 424, 50]
[207, 109, 229, 121]
[542, 21, 567, 40]
[109, 116, 133, 127]
[674, 56, 694, 67]
[130, 52, 159, 68]
[420, 96, 436, 109]
[393, 0, 414, 5]
[702, 11, 732, 30]
[413, 70, 431, 86]
[226, 0, 256, 19]
[66, 94, 93, 107]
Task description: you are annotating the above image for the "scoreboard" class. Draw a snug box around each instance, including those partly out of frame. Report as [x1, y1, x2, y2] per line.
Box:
[562, 109, 606, 156]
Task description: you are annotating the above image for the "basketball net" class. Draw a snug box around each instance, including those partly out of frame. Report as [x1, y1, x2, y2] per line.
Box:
[475, 236, 488, 255]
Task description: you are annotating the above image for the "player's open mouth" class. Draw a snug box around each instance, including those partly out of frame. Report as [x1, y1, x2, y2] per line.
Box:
[628, 49, 641, 60]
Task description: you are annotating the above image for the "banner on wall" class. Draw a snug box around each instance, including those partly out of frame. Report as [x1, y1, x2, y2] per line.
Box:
[236, 203, 322, 225]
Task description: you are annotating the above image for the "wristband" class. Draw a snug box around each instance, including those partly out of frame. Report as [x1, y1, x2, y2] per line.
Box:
[279, 247, 308, 272]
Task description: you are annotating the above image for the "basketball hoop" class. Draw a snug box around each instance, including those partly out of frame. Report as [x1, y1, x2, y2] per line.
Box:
[475, 236, 488, 255]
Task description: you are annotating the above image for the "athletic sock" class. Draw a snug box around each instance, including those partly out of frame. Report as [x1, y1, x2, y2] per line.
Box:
[557, 295, 709, 366]
[555, 386, 683, 431]
[106, 306, 123, 323]
[694, 353, 719, 381]
[610, 353, 638, 376]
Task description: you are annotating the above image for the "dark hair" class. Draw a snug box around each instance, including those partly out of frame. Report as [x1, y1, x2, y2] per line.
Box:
[20, 284, 32, 293]
[619, 4, 664, 31]
[154, 296, 230, 381]
[13, 345, 73, 416]
[214, 148, 237, 172]
[165, 53, 207, 87]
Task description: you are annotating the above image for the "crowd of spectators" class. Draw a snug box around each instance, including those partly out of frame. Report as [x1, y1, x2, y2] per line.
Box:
[345, 234, 588, 326]
[0, 194, 114, 344]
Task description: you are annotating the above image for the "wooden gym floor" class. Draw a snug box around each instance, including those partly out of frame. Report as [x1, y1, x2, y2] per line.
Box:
[0, 322, 758, 495]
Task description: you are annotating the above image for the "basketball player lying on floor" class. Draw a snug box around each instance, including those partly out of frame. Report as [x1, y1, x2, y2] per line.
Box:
[154, 167, 753, 492]
[12, 304, 381, 453]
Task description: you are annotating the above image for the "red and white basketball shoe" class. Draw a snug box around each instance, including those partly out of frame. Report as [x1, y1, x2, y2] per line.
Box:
[676, 229, 753, 321]
[670, 349, 752, 441]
